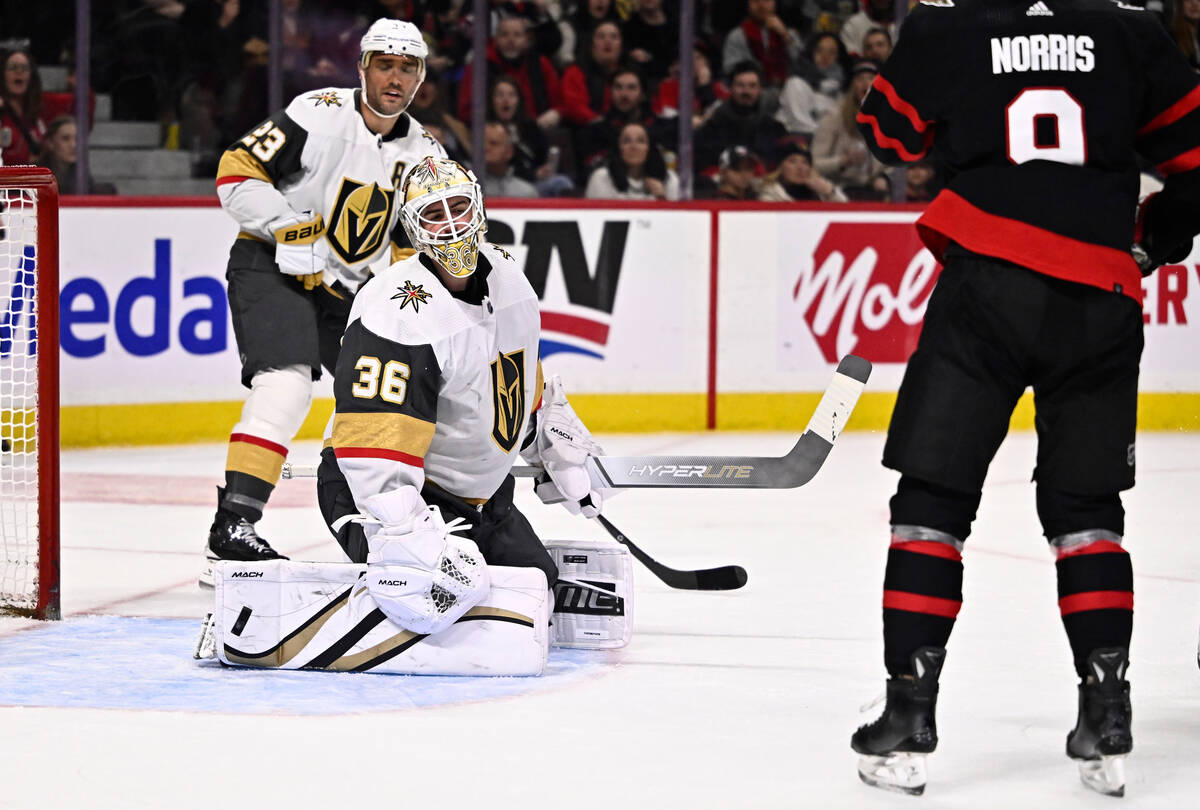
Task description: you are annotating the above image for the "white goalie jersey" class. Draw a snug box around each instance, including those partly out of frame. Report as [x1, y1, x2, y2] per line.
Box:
[215, 87, 446, 290]
[327, 242, 543, 507]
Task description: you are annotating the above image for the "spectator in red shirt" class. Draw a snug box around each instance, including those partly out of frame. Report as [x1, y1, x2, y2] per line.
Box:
[0, 47, 47, 166]
[560, 20, 626, 126]
[457, 12, 564, 129]
[653, 45, 729, 128]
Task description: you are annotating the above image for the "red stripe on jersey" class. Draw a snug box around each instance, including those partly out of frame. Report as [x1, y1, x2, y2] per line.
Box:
[872, 75, 933, 135]
[1058, 590, 1133, 615]
[883, 590, 962, 619]
[229, 433, 288, 457]
[917, 191, 1144, 304]
[889, 537, 963, 562]
[334, 447, 425, 467]
[1054, 540, 1127, 561]
[1157, 144, 1200, 175]
[215, 175, 252, 188]
[541, 312, 609, 344]
[856, 111, 931, 161]
[1138, 85, 1200, 137]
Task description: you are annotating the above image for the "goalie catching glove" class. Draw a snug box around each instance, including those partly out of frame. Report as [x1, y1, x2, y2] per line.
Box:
[522, 375, 615, 518]
[270, 209, 328, 290]
[360, 486, 490, 635]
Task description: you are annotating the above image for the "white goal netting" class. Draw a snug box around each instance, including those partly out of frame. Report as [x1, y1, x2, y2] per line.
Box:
[0, 185, 47, 616]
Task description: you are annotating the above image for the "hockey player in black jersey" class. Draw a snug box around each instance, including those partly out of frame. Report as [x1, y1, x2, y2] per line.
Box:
[851, 0, 1200, 797]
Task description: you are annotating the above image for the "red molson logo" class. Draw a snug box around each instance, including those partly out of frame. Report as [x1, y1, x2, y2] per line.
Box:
[794, 222, 941, 363]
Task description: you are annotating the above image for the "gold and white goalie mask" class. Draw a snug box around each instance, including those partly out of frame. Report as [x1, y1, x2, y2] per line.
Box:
[400, 157, 487, 278]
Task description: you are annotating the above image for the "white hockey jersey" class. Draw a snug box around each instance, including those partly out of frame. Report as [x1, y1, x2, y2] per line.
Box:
[327, 241, 543, 506]
[215, 87, 447, 291]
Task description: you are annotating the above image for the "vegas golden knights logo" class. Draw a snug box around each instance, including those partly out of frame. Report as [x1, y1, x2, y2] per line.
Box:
[328, 178, 396, 264]
[490, 349, 526, 452]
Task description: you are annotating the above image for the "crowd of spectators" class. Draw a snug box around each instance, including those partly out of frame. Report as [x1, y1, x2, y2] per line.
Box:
[0, 0, 1193, 199]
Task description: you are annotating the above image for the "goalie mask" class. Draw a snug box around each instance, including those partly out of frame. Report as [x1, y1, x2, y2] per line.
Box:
[400, 158, 487, 278]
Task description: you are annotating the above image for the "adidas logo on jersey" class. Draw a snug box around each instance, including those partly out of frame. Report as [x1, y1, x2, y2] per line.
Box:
[1027, 1, 1053, 15]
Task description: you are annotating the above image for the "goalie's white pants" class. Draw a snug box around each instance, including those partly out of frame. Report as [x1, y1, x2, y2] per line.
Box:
[212, 560, 550, 676]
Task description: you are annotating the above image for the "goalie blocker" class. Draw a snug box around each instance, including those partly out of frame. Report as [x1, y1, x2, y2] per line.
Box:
[195, 539, 633, 675]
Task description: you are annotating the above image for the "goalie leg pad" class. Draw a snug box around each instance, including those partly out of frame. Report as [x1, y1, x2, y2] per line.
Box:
[210, 560, 549, 675]
[547, 538, 634, 649]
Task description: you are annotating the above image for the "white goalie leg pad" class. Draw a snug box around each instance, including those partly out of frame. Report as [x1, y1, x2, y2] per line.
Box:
[547, 538, 634, 649]
[210, 560, 549, 675]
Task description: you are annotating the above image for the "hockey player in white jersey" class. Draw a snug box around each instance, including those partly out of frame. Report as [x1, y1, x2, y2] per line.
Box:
[316, 156, 612, 611]
[200, 19, 447, 587]
[192, 159, 628, 674]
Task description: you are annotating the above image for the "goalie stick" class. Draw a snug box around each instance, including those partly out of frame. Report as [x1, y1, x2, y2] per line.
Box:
[281, 355, 871, 489]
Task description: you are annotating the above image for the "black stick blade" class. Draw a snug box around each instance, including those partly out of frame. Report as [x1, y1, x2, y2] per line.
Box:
[594, 515, 748, 591]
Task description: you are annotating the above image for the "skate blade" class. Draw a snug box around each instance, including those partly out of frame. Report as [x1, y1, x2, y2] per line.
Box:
[857, 753, 927, 796]
[1078, 756, 1125, 797]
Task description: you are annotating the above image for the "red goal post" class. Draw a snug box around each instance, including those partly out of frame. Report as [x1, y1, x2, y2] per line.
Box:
[0, 166, 60, 620]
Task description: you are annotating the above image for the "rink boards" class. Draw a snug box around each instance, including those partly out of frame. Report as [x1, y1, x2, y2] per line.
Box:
[25, 199, 1200, 445]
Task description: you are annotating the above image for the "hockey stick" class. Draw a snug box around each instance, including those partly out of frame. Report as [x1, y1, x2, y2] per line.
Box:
[276, 469, 747, 591]
[282, 355, 871, 488]
[572, 354, 871, 490]
[593, 514, 747, 591]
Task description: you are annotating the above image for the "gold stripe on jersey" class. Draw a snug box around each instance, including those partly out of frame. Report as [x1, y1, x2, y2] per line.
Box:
[332, 411, 435, 457]
[223, 589, 351, 668]
[534, 361, 544, 411]
[216, 148, 272, 184]
[226, 440, 287, 483]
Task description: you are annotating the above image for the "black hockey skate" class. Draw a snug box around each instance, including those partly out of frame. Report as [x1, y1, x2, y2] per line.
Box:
[199, 508, 288, 588]
[851, 646, 946, 796]
[1067, 647, 1132, 797]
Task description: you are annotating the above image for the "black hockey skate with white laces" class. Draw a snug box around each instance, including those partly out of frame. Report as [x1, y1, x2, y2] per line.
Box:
[1067, 647, 1132, 797]
[199, 509, 288, 588]
[851, 646, 946, 796]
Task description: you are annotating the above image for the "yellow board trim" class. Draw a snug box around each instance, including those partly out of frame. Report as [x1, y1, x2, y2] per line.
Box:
[58, 392, 1200, 449]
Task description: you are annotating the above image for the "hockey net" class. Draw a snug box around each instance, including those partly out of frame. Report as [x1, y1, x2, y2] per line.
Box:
[0, 167, 59, 620]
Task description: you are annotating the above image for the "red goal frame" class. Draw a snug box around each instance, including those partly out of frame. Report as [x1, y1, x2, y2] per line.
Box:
[1, 166, 60, 620]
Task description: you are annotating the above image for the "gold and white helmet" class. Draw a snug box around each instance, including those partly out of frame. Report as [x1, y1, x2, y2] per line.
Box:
[400, 157, 488, 278]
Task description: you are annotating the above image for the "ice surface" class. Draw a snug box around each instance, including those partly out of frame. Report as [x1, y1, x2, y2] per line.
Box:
[1, 431, 1198, 808]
